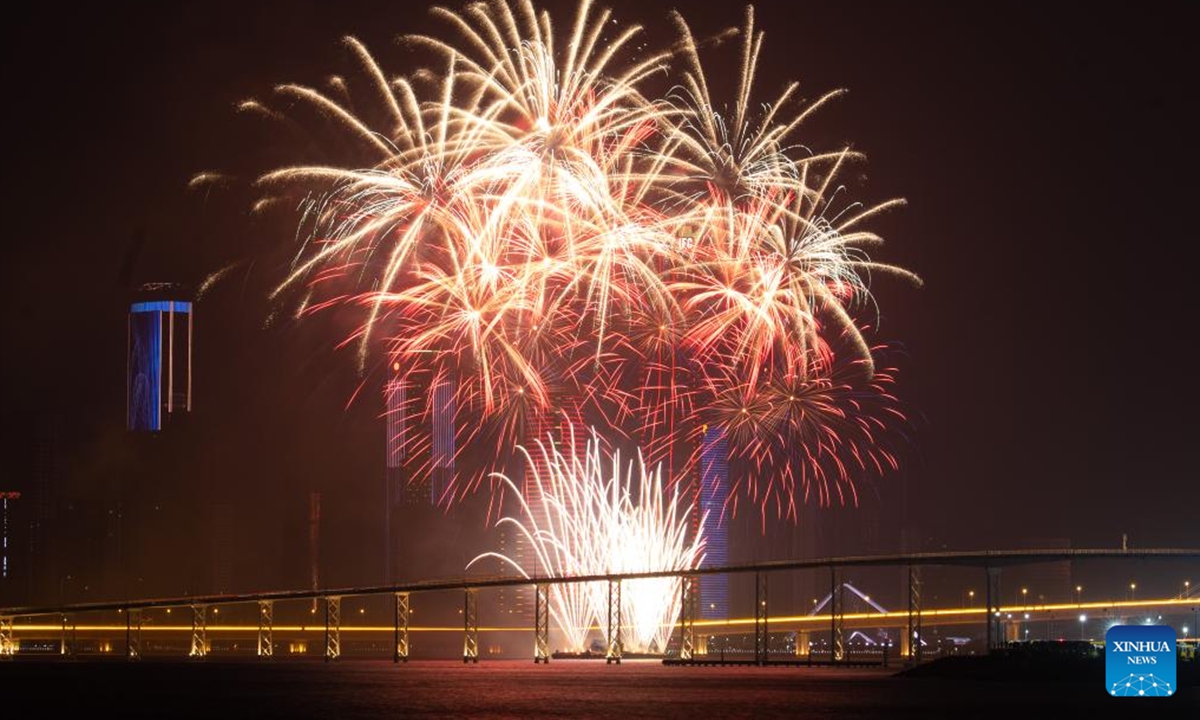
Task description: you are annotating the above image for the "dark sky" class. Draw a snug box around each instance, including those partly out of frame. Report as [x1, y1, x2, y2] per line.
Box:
[3, 0, 1198, 590]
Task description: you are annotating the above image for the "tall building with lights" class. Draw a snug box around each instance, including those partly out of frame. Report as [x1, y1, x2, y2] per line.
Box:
[698, 425, 729, 620]
[383, 367, 405, 584]
[384, 363, 435, 583]
[430, 377, 457, 506]
[127, 289, 192, 432]
[502, 409, 581, 621]
[518, 411, 556, 574]
[0, 492, 18, 583]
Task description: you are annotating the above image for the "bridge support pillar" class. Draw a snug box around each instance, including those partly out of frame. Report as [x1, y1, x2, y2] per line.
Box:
[463, 589, 478, 664]
[795, 630, 810, 658]
[985, 566, 1002, 652]
[534, 583, 550, 664]
[1006, 619, 1021, 643]
[606, 579, 622, 664]
[324, 596, 341, 661]
[831, 568, 844, 663]
[907, 566, 922, 664]
[394, 592, 410, 663]
[126, 609, 142, 661]
[189, 605, 208, 658]
[257, 601, 274, 658]
[678, 576, 696, 661]
[0, 616, 13, 659]
[755, 571, 769, 665]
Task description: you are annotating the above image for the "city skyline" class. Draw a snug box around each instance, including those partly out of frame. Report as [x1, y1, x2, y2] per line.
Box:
[0, 9, 1198, 718]
[1, 1, 1196, 612]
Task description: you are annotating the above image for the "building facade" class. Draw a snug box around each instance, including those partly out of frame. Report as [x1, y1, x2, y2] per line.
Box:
[127, 298, 192, 432]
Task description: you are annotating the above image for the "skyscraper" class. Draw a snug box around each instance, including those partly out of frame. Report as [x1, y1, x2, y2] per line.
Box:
[503, 410, 580, 620]
[385, 366, 409, 480]
[122, 287, 195, 598]
[430, 377, 456, 506]
[383, 366, 404, 583]
[0, 492, 18, 583]
[127, 290, 192, 432]
[698, 425, 729, 620]
[384, 363, 430, 582]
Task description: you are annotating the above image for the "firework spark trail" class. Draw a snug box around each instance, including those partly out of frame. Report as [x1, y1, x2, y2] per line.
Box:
[699, 346, 909, 526]
[469, 428, 705, 653]
[221, 0, 921, 521]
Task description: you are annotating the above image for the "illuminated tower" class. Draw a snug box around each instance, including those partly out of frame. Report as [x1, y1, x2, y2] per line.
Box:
[698, 425, 729, 620]
[384, 362, 427, 582]
[127, 288, 192, 432]
[519, 411, 556, 574]
[430, 376, 456, 506]
[0, 492, 18, 582]
[383, 365, 404, 583]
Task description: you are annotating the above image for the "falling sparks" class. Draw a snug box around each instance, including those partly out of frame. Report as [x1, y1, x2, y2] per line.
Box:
[469, 428, 705, 653]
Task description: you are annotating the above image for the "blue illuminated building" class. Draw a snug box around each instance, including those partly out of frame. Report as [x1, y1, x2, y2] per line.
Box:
[127, 299, 192, 432]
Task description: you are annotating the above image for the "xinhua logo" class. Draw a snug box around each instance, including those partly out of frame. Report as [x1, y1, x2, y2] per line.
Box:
[1106, 625, 1176, 697]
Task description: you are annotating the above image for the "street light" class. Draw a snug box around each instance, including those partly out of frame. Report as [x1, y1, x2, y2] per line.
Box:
[967, 590, 975, 606]
[1021, 587, 1028, 607]
[1130, 582, 1137, 602]
[1079, 614, 1087, 640]
[1074, 585, 1082, 604]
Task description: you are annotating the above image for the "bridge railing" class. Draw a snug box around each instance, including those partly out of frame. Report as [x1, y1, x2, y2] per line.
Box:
[1, 548, 1196, 665]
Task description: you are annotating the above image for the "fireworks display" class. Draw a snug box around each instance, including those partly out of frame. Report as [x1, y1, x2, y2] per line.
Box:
[469, 429, 705, 653]
[231, 0, 920, 521]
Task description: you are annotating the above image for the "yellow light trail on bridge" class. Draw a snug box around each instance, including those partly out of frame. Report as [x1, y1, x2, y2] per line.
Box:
[10, 624, 530, 633]
[9, 597, 1194, 635]
[695, 597, 1199, 629]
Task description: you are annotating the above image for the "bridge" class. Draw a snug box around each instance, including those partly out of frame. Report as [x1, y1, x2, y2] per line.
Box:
[2, 548, 1196, 666]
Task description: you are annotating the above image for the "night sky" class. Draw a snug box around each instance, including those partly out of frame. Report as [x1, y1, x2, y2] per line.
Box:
[3, 1, 1198, 598]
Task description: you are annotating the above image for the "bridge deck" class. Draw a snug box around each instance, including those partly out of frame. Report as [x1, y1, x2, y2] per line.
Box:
[3, 547, 1197, 618]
